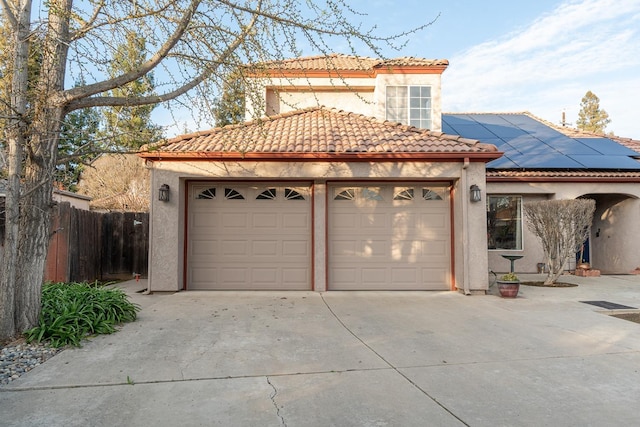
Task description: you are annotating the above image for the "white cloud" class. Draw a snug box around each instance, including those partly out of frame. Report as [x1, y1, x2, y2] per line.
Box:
[444, 0, 640, 137]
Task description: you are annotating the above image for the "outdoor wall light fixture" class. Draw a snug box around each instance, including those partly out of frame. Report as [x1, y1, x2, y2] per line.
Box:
[469, 184, 482, 203]
[158, 184, 170, 202]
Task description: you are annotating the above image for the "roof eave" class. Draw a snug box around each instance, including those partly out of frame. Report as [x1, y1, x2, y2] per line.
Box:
[139, 151, 502, 163]
[487, 173, 640, 183]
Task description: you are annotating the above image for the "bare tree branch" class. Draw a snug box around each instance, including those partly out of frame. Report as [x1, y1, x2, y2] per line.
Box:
[69, 0, 105, 41]
[0, 0, 18, 29]
[62, 0, 202, 104]
[66, 0, 263, 111]
[524, 199, 596, 285]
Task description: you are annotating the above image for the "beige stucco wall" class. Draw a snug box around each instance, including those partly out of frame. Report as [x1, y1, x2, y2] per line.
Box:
[246, 76, 374, 120]
[52, 190, 91, 210]
[267, 89, 375, 117]
[453, 161, 490, 293]
[147, 159, 489, 293]
[246, 72, 443, 131]
[487, 181, 640, 274]
[591, 195, 640, 273]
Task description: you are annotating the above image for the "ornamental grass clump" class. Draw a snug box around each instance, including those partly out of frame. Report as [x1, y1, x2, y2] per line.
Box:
[25, 282, 140, 348]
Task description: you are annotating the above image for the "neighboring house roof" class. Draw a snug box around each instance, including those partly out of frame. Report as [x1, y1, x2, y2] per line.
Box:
[442, 113, 640, 172]
[249, 54, 449, 77]
[53, 188, 92, 201]
[141, 107, 499, 161]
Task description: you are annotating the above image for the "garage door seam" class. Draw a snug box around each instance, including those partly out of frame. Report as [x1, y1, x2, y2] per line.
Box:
[320, 294, 470, 427]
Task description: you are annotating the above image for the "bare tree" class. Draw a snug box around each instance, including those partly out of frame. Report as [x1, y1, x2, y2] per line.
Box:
[76, 154, 150, 212]
[524, 199, 595, 285]
[0, 0, 433, 340]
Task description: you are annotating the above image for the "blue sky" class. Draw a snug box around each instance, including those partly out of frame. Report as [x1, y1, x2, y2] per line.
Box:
[352, 0, 640, 138]
[155, 0, 639, 139]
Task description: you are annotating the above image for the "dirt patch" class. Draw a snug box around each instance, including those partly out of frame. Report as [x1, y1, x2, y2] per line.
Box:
[520, 281, 578, 288]
[610, 312, 640, 324]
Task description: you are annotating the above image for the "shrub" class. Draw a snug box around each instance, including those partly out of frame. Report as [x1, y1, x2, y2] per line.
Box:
[25, 282, 140, 348]
[499, 272, 519, 282]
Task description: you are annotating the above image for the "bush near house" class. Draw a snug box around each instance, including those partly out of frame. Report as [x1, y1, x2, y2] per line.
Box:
[25, 282, 140, 348]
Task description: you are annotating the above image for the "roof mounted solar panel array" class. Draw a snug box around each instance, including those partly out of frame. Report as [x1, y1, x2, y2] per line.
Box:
[442, 114, 640, 170]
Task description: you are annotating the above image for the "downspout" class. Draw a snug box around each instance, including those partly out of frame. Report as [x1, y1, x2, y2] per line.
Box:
[461, 158, 471, 295]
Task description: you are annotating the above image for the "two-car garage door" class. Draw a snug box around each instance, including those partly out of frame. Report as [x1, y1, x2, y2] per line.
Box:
[187, 182, 451, 290]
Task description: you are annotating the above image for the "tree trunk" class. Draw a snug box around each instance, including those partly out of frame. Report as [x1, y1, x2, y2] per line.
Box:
[1, 0, 70, 340]
[0, 0, 32, 341]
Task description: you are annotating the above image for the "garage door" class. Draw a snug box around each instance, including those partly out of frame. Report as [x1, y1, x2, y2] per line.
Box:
[328, 183, 451, 290]
[187, 182, 312, 290]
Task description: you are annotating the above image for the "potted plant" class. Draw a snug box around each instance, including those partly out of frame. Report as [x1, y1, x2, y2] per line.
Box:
[497, 272, 520, 298]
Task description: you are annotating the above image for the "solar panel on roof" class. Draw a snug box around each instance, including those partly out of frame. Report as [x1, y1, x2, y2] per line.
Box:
[446, 123, 496, 139]
[575, 138, 639, 156]
[483, 124, 527, 138]
[487, 155, 520, 168]
[467, 115, 513, 125]
[441, 115, 475, 125]
[568, 155, 640, 169]
[544, 135, 600, 156]
[441, 122, 457, 135]
[442, 113, 640, 170]
[499, 114, 537, 127]
[504, 152, 584, 169]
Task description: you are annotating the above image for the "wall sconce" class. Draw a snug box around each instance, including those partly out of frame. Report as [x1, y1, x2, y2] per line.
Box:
[158, 184, 170, 202]
[469, 184, 482, 203]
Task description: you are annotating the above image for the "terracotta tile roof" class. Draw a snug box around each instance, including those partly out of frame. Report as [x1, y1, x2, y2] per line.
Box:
[141, 107, 498, 159]
[253, 54, 448, 72]
[487, 170, 640, 180]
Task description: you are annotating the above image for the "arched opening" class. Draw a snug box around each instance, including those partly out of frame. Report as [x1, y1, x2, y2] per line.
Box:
[581, 193, 640, 274]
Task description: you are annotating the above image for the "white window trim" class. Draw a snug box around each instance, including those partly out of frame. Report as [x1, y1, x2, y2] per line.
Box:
[487, 194, 524, 251]
[385, 85, 432, 129]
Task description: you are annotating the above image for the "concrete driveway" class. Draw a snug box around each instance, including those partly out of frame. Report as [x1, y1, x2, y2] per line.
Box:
[2, 275, 640, 426]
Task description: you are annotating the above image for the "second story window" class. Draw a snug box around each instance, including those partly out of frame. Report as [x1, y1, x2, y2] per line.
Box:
[386, 86, 432, 130]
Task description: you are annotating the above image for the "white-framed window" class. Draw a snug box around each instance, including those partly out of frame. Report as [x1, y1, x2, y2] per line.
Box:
[386, 86, 432, 129]
[487, 195, 523, 250]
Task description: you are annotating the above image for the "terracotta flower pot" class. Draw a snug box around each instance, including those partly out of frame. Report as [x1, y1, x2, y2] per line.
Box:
[497, 280, 520, 298]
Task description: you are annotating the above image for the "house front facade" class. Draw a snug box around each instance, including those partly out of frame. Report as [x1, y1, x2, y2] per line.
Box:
[140, 55, 501, 293]
[141, 54, 640, 293]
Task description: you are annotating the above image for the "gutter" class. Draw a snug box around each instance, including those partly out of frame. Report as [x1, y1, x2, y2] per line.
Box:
[461, 157, 471, 295]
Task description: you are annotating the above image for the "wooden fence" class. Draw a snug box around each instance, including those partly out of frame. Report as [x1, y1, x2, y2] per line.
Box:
[45, 202, 149, 283]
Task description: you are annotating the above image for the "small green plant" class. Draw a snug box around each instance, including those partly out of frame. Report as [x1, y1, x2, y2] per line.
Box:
[25, 281, 140, 348]
[127, 375, 135, 385]
[499, 272, 519, 282]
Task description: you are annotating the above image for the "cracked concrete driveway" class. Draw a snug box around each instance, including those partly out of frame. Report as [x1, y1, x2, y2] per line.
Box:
[2, 275, 640, 426]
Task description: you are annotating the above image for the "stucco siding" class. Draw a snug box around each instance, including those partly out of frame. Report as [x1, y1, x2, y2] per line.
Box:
[269, 90, 374, 117]
[147, 160, 489, 293]
[148, 169, 186, 292]
[591, 196, 640, 274]
[487, 181, 640, 275]
[246, 73, 443, 131]
[246, 76, 375, 120]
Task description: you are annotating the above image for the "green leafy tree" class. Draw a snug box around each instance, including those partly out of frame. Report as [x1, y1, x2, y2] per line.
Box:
[0, 0, 432, 342]
[213, 69, 245, 127]
[56, 103, 101, 191]
[576, 90, 611, 134]
[102, 32, 163, 150]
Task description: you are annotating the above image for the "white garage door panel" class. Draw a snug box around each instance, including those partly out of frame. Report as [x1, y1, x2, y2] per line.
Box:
[188, 183, 312, 290]
[329, 184, 451, 290]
